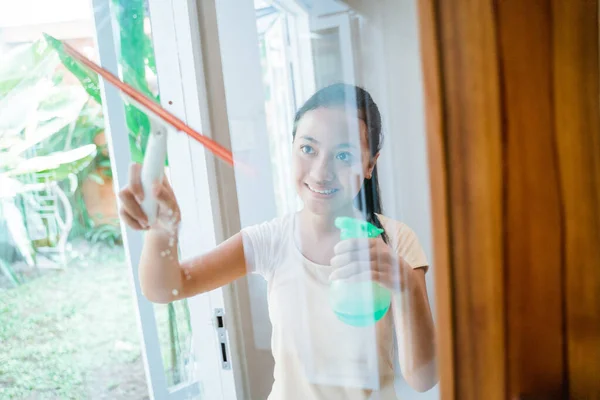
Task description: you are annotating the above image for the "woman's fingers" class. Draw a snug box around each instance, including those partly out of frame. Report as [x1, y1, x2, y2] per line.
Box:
[333, 238, 379, 255]
[329, 262, 395, 280]
[162, 175, 176, 197]
[119, 189, 148, 226]
[153, 181, 178, 215]
[330, 269, 384, 283]
[119, 207, 146, 230]
[330, 268, 398, 291]
[331, 248, 389, 268]
[330, 262, 371, 280]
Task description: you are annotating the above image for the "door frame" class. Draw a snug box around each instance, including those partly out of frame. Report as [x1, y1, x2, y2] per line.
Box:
[417, 0, 600, 399]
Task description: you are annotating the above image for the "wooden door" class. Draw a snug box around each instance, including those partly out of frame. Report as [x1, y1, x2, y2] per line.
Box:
[418, 0, 600, 399]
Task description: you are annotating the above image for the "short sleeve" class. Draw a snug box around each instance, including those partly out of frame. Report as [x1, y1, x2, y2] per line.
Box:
[379, 215, 429, 272]
[241, 216, 287, 279]
[396, 225, 429, 271]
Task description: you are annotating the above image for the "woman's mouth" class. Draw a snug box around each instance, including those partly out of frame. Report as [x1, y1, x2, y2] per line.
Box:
[306, 184, 339, 197]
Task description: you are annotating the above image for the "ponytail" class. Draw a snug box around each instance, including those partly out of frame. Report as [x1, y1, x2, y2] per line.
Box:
[355, 165, 388, 244]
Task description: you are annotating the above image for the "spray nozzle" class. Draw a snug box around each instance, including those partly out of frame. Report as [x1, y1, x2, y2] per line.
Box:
[334, 216, 384, 240]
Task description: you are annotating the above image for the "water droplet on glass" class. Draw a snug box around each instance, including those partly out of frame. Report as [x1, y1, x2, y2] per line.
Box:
[160, 251, 166, 257]
[172, 289, 179, 296]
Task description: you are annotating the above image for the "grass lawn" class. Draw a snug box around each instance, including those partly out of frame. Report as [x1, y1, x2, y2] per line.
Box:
[0, 241, 191, 399]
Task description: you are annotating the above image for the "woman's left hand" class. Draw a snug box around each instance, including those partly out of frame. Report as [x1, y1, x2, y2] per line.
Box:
[329, 238, 413, 293]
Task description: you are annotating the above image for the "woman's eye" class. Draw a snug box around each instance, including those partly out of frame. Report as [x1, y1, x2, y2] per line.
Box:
[300, 145, 315, 155]
[336, 151, 355, 163]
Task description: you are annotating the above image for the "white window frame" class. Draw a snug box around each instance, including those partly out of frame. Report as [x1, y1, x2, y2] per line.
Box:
[91, 2, 170, 399]
[272, 0, 316, 105]
[146, 0, 242, 398]
[311, 12, 357, 86]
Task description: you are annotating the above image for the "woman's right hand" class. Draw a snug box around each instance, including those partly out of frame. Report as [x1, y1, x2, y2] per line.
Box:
[118, 163, 181, 234]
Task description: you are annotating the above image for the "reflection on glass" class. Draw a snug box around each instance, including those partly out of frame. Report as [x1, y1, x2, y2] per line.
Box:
[312, 27, 344, 89]
[256, 0, 302, 217]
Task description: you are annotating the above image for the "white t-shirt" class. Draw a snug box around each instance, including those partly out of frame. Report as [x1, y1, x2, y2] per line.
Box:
[242, 213, 428, 400]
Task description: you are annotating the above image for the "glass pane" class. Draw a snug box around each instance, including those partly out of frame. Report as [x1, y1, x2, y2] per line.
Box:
[222, 0, 440, 398]
[106, 0, 198, 392]
[257, 3, 299, 217]
[312, 27, 343, 89]
[154, 296, 195, 388]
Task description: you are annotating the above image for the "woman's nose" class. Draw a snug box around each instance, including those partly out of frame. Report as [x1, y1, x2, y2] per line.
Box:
[310, 156, 335, 183]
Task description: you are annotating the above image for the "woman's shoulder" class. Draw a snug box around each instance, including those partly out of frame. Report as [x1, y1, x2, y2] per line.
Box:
[241, 213, 295, 279]
[240, 213, 295, 249]
[376, 214, 429, 269]
[376, 214, 413, 238]
[245, 213, 294, 234]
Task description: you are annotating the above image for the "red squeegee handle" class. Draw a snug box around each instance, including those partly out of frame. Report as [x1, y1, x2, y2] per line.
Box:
[61, 41, 236, 167]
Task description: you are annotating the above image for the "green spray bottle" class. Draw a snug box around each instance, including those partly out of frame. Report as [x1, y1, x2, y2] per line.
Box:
[329, 216, 392, 327]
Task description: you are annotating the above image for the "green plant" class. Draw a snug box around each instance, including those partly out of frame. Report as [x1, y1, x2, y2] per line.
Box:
[42, 7, 169, 239]
[84, 223, 123, 247]
[0, 38, 103, 284]
[43, 35, 102, 104]
[7, 145, 97, 182]
[44, 12, 159, 167]
[0, 38, 57, 96]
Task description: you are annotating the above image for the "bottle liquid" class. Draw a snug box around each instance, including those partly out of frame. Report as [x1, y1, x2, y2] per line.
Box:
[329, 216, 392, 327]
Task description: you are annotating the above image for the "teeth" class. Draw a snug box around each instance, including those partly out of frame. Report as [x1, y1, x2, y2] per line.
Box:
[308, 185, 337, 195]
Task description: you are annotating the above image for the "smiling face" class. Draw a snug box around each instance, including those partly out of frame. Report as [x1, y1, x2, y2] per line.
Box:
[292, 107, 378, 216]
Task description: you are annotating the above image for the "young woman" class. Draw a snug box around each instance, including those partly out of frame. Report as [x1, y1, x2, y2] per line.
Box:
[119, 84, 437, 399]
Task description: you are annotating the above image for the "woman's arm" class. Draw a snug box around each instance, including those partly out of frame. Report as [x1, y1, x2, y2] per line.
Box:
[139, 230, 248, 304]
[392, 266, 438, 392]
[119, 163, 249, 304]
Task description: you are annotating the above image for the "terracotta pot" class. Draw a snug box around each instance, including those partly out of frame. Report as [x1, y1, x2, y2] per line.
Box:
[82, 131, 118, 225]
[82, 170, 118, 226]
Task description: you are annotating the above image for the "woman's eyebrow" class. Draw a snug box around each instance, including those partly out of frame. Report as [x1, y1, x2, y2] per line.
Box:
[299, 135, 318, 143]
[299, 136, 358, 149]
[336, 143, 359, 149]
